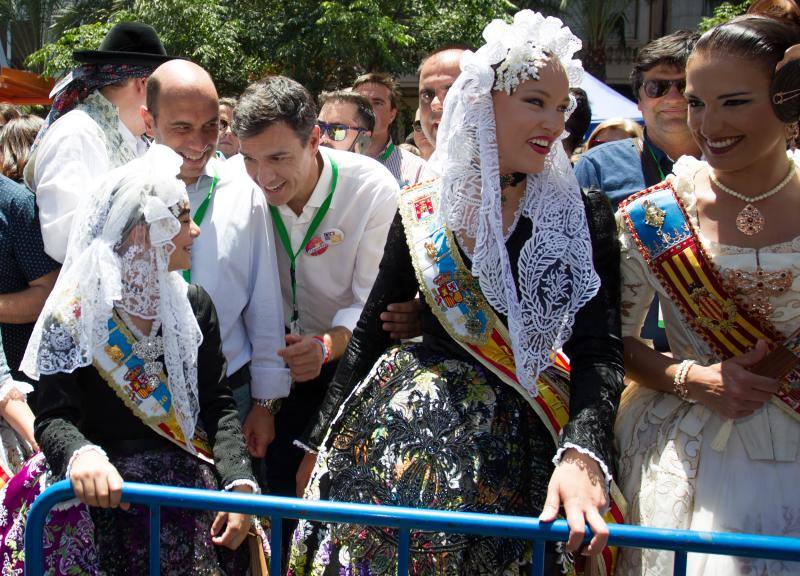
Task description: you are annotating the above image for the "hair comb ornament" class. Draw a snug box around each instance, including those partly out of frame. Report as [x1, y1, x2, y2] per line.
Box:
[774, 87, 800, 105]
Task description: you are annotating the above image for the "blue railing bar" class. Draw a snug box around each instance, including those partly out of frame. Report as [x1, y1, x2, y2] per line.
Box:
[270, 515, 282, 576]
[531, 539, 546, 576]
[149, 505, 160, 576]
[25, 480, 800, 576]
[397, 528, 410, 576]
[674, 550, 688, 576]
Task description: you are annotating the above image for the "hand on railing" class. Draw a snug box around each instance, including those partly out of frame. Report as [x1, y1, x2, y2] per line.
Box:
[68, 449, 129, 511]
[540, 448, 608, 556]
[211, 484, 254, 550]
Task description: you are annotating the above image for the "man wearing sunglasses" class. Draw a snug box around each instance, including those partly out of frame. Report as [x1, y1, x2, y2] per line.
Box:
[352, 72, 426, 187]
[411, 108, 434, 160]
[574, 30, 700, 208]
[317, 90, 375, 154]
[573, 30, 701, 354]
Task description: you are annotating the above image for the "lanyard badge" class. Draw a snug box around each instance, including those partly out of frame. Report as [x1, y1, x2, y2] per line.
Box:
[270, 156, 339, 335]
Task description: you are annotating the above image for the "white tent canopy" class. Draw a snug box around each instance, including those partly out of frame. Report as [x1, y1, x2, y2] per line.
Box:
[582, 72, 642, 129]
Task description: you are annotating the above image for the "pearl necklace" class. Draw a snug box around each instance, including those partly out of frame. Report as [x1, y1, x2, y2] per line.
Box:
[709, 162, 796, 236]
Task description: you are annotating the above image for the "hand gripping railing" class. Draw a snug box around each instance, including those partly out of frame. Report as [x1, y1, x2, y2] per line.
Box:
[25, 480, 800, 576]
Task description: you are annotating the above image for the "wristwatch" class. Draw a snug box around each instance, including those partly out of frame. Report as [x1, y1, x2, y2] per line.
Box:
[254, 397, 282, 415]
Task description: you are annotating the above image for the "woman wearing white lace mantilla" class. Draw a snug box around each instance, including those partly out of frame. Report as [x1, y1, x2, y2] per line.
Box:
[0, 145, 259, 575]
[616, 15, 800, 575]
[288, 11, 624, 576]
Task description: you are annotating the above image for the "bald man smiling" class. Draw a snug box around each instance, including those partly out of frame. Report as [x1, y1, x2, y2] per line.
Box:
[143, 60, 289, 464]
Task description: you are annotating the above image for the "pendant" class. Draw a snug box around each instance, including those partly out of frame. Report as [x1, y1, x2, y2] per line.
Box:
[735, 203, 765, 236]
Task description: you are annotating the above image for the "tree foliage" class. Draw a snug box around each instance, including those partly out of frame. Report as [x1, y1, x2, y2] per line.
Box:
[25, 0, 519, 95]
[698, 0, 752, 33]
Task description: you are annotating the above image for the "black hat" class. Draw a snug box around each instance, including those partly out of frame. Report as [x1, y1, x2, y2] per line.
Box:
[73, 22, 174, 66]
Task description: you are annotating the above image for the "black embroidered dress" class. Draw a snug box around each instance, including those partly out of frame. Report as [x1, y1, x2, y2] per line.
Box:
[287, 190, 624, 576]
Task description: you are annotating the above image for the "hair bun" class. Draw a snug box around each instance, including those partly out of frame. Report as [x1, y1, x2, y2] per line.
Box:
[772, 58, 800, 122]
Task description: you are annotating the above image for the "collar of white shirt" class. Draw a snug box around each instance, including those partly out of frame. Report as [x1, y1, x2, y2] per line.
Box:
[276, 149, 341, 220]
[118, 119, 148, 156]
[185, 156, 221, 194]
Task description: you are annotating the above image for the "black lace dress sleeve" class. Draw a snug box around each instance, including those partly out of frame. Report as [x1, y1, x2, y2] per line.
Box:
[559, 190, 625, 475]
[34, 369, 93, 478]
[300, 211, 419, 450]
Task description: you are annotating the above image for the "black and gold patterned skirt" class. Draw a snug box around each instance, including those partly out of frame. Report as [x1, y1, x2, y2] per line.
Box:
[287, 343, 565, 576]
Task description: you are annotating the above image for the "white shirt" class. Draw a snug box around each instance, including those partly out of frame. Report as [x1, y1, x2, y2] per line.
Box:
[378, 140, 426, 188]
[272, 148, 399, 335]
[187, 156, 290, 400]
[31, 109, 147, 263]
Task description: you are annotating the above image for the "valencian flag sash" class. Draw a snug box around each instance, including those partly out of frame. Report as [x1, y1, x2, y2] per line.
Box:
[619, 181, 800, 423]
[400, 180, 625, 576]
[93, 311, 214, 463]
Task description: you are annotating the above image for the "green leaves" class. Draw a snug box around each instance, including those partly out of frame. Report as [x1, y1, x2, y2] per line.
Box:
[24, 0, 516, 95]
[698, 0, 751, 33]
[25, 21, 113, 74]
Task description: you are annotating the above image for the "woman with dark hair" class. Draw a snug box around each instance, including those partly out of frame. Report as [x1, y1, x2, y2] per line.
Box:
[0, 115, 44, 182]
[288, 10, 624, 576]
[616, 15, 800, 575]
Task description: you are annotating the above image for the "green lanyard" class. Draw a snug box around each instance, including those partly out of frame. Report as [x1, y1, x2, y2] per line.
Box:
[182, 168, 219, 283]
[270, 157, 339, 331]
[645, 142, 666, 182]
[379, 141, 395, 162]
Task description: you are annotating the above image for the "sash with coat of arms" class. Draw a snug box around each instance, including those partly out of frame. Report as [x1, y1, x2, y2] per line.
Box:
[400, 179, 625, 576]
[93, 311, 214, 462]
[619, 181, 800, 423]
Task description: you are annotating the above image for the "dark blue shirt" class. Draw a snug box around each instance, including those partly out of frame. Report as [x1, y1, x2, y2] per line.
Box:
[573, 133, 673, 209]
[0, 175, 60, 377]
[573, 132, 673, 351]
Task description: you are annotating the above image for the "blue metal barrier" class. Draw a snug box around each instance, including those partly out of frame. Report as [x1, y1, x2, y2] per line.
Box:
[25, 480, 800, 576]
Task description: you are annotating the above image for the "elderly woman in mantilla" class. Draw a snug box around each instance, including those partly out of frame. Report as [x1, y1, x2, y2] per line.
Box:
[0, 145, 260, 575]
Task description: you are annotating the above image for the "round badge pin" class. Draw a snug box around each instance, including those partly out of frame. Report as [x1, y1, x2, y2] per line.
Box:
[322, 228, 344, 245]
[305, 235, 329, 256]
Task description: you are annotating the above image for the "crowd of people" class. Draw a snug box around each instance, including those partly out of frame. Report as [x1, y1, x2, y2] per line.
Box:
[0, 1, 799, 574]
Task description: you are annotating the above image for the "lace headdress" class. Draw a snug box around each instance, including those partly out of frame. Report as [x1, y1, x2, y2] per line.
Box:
[21, 144, 203, 449]
[432, 10, 600, 393]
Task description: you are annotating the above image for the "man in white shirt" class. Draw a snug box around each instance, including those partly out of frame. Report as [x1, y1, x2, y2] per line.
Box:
[28, 22, 174, 263]
[352, 72, 426, 187]
[142, 60, 289, 459]
[233, 76, 398, 511]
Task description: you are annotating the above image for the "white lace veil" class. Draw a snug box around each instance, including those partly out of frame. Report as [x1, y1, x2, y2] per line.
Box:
[22, 144, 203, 448]
[431, 11, 601, 393]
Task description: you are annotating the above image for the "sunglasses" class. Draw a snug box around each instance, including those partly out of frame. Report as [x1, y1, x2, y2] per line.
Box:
[642, 79, 686, 99]
[317, 121, 368, 142]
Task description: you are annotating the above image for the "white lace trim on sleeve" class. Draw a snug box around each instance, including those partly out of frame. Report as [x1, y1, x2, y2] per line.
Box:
[553, 442, 613, 492]
[0, 379, 34, 402]
[65, 445, 109, 479]
[292, 439, 319, 454]
[223, 479, 260, 494]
